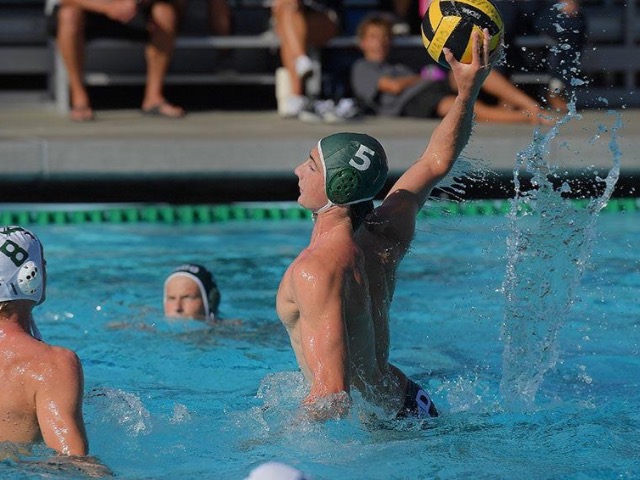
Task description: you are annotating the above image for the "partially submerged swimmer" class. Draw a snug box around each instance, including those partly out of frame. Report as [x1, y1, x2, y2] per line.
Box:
[163, 263, 221, 322]
[0, 225, 110, 476]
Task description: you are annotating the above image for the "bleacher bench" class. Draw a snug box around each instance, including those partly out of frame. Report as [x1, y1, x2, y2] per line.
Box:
[2, 0, 639, 110]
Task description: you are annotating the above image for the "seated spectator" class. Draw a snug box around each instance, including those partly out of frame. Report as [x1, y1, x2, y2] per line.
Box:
[0, 226, 110, 476]
[45, 0, 185, 121]
[491, 0, 587, 110]
[351, 14, 553, 124]
[163, 263, 221, 322]
[271, 0, 342, 118]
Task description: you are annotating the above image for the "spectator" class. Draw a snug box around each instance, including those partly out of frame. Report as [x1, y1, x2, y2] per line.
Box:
[271, 0, 343, 118]
[0, 226, 110, 476]
[45, 0, 185, 121]
[492, 0, 587, 110]
[351, 14, 552, 124]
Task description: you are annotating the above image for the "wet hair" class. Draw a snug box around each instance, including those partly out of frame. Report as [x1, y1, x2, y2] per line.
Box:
[350, 200, 375, 231]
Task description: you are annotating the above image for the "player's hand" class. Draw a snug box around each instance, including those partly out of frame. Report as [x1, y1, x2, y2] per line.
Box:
[444, 29, 496, 98]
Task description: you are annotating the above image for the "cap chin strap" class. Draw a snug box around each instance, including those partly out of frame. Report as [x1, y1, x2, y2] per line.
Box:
[313, 200, 335, 216]
[29, 316, 42, 340]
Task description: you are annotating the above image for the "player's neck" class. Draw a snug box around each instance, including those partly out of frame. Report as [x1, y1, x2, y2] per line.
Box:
[311, 206, 353, 240]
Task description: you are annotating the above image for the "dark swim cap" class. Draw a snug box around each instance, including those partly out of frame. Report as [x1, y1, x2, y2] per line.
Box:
[317, 132, 388, 205]
[164, 264, 220, 318]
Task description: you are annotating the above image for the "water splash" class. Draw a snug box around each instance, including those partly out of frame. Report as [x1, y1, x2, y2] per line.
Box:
[87, 387, 152, 436]
[499, 109, 622, 410]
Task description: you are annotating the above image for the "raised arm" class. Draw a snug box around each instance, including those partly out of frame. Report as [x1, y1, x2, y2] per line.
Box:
[292, 254, 350, 420]
[384, 30, 497, 211]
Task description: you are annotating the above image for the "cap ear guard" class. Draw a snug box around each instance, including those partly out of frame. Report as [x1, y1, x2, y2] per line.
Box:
[327, 168, 362, 205]
[17, 260, 43, 296]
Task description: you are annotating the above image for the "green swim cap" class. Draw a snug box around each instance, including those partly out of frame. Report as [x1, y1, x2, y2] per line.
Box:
[317, 133, 388, 205]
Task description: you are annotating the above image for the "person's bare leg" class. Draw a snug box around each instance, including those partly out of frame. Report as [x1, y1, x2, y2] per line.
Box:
[447, 71, 553, 125]
[272, 0, 309, 95]
[142, 1, 184, 117]
[436, 95, 545, 124]
[56, 5, 93, 121]
[209, 0, 232, 35]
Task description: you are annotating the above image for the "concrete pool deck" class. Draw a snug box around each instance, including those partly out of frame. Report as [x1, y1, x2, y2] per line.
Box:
[1, 93, 638, 203]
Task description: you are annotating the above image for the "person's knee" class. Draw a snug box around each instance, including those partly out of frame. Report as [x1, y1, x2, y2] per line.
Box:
[271, 0, 301, 18]
[150, 2, 179, 33]
[56, 5, 86, 37]
[57, 5, 85, 29]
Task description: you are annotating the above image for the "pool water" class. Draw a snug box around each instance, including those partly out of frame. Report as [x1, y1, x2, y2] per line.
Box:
[1, 205, 638, 479]
[2, 105, 638, 479]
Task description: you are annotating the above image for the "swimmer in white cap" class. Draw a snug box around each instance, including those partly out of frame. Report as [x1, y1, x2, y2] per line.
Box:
[163, 263, 221, 321]
[244, 461, 308, 480]
[277, 30, 498, 419]
[0, 226, 110, 475]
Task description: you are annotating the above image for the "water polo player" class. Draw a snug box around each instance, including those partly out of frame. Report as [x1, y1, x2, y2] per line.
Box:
[163, 263, 221, 321]
[0, 226, 109, 474]
[276, 29, 496, 420]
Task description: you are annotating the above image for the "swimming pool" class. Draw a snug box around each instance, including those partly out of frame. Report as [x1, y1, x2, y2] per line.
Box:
[1, 200, 638, 479]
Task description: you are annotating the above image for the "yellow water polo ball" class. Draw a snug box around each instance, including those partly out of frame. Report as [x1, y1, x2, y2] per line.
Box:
[421, 0, 504, 68]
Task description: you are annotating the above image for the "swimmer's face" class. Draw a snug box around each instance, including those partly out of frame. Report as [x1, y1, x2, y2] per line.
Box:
[164, 276, 206, 319]
[294, 147, 328, 211]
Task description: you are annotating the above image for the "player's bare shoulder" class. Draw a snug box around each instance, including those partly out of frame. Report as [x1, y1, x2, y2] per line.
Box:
[36, 345, 83, 384]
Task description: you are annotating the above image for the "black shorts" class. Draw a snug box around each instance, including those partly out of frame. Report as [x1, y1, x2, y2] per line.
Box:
[397, 379, 439, 418]
[401, 80, 454, 119]
[47, 0, 177, 41]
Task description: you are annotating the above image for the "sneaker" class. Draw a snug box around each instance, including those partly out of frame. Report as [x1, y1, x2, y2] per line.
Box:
[280, 94, 305, 118]
[298, 99, 334, 123]
[332, 98, 362, 122]
[391, 21, 411, 36]
[295, 55, 314, 81]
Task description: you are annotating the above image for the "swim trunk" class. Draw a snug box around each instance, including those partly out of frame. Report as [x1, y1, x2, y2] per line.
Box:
[47, 0, 178, 42]
[397, 379, 439, 418]
[400, 80, 454, 119]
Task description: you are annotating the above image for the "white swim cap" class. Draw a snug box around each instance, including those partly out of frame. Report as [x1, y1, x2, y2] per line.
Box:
[244, 462, 307, 480]
[0, 226, 45, 340]
[0, 226, 45, 305]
